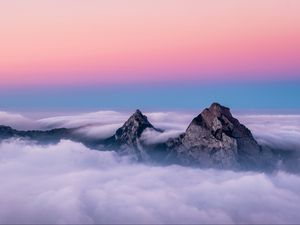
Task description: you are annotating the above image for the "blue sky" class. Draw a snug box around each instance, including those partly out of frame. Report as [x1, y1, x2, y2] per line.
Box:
[0, 80, 299, 112]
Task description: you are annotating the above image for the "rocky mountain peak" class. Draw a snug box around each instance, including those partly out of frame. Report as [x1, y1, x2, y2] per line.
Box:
[133, 109, 143, 116]
[113, 109, 157, 147]
[188, 102, 251, 141]
[129, 109, 149, 125]
[106, 109, 161, 160]
[208, 102, 232, 117]
[167, 102, 263, 169]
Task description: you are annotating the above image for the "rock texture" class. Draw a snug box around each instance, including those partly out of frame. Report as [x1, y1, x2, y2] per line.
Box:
[166, 103, 273, 169]
[106, 109, 161, 160]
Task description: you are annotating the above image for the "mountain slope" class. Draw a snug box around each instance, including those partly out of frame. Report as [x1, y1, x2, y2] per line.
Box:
[166, 103, 275, 170]
[105, 109, 162, 160]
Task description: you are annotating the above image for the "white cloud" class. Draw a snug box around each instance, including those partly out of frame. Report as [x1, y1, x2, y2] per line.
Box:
[140, 128, 183, 144]
[0, 139, 300, 224]
[139, 112, 194, 144]
[38, 111, 128, 129]
[0, 111, 38, 130]
[74, 123, 123, 139]
[237, 115, 300, 150]
[146, 111, 194, 131]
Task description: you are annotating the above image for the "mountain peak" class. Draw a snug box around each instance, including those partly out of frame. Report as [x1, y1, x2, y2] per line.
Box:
[196, 103, 257, 143]
[113, 110, 158, 149]
[127, 109, 153, 128]
[134, 109, 143, 115]
[129, 109, 149, 124]
[209, 102, 223, 108]
[206, 102, 232, 118]
[167, 102, 262, 169]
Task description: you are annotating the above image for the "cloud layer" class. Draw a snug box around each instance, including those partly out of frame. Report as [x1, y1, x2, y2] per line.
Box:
[0, 111, 38, 130]
[0, 139, 300, 224]
[1, 110, 300, 151]
[1, 110, 300, 223]
[237, 114, 300, 151]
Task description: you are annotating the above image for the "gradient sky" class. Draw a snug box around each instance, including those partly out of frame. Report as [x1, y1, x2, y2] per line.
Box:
[0, 0, 299, 109]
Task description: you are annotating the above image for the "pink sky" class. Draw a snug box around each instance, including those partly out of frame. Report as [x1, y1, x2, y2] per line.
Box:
[0, 0, 300, 86]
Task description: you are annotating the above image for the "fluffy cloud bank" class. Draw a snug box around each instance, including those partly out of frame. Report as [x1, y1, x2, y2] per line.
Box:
[1, 110, 299, 151]
[0, 111, 38, 130]
[237, 115, 300, 151]
[38, 111, 128, 129]
[0, 139, 300, 224]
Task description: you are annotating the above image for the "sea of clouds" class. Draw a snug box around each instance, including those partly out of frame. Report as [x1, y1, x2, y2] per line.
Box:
[0, 110, 300, 224]
[1, 110, 299, 149]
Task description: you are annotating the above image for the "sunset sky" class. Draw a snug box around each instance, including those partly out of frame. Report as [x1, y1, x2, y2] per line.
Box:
[0, 0, 299, 110]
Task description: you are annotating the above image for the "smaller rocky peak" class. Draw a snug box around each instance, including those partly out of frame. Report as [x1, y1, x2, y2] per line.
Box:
[134, 109, 143, 116]
[110, 109, 162, 160]
[130, 109, 149, 125]
[114, 109, 158, 147]
[125, 109, 154, 130]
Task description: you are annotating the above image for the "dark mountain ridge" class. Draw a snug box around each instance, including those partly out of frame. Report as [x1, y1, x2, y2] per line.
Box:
[0, 125, 72, 143]
[0, 103, 298, 172]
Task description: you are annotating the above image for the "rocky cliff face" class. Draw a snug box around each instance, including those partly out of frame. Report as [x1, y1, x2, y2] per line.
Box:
[106, 109, 161, 160]
[166, 103, 274, 169]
